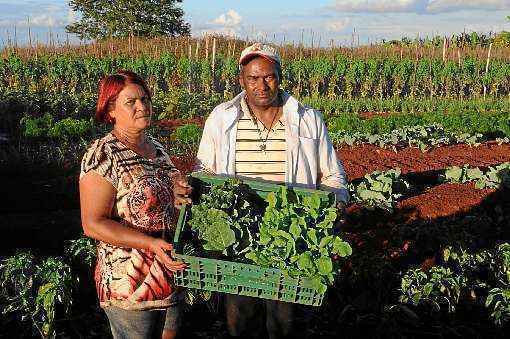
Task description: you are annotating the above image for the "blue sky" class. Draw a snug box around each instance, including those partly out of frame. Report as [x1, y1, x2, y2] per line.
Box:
[1, 0, 509, 46]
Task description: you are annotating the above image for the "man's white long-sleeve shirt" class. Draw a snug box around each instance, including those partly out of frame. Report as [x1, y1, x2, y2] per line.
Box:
[194, 91, 349, 203]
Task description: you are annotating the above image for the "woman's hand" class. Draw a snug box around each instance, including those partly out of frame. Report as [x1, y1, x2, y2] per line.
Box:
[148, 238, 187, 272]
[173, 175, 192, 208]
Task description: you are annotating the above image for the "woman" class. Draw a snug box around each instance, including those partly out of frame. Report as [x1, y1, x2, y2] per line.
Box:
[79, 70, 191, 339]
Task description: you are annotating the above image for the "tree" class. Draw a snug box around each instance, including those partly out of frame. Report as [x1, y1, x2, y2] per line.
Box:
[66, 0, 190, 40]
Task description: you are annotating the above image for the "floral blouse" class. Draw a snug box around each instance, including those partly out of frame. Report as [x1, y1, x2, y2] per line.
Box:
[80, 133, 180, 310]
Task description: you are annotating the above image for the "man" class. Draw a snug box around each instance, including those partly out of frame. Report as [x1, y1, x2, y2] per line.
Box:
[194, 43, 349, 338]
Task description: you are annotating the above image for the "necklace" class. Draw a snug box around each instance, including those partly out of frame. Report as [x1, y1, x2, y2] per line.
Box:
[112, 130, 153, 158]
[246, 103, 280, 154]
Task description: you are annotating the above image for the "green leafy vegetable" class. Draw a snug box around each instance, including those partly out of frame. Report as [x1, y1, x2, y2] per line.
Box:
[188, 178, 262, 257]
[246, 186, 352, 293]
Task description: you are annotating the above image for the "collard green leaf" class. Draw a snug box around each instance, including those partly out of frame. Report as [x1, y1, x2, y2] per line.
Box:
[317, 256, 333, 275]
[319, 235, 334, 249]
[297, 252, 314, 271]
[332, 237, 353, 257]
[267, 192, 277, 208]
[306, 229, 318, 246]
[289, 219, 302, 239]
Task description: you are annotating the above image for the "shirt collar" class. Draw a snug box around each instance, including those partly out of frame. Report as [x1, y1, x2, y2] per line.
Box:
[223, 90, 302, 131]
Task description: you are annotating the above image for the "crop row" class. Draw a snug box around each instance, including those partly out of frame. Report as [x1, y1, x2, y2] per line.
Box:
[2, 54, 510, 99]
[3, 85, 509, 141]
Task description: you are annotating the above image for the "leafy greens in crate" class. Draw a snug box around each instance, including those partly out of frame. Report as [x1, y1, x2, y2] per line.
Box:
[187, 178, 352, 293]
[189, 178, 262, 257]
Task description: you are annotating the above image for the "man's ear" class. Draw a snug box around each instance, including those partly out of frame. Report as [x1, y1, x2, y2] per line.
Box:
[239, 73, 245, 90]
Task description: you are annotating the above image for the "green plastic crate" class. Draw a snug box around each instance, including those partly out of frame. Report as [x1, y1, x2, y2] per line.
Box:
[172, 173, 336, 306]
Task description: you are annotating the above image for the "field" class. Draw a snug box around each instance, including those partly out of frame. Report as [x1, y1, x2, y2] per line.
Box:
[0, 36, 509, 338]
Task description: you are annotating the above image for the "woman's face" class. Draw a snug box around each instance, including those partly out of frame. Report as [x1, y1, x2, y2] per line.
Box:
[109, 83, 152, 131]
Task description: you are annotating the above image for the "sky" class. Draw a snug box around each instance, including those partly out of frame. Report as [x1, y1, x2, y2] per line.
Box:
[0, 0, 509, 47]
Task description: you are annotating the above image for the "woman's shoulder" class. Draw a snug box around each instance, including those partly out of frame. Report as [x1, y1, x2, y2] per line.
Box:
[81, 133, 120, 171]
[84, 133, 118, 157]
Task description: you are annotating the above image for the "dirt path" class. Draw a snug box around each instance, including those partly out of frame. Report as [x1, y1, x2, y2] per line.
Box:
[397, 182, 496, 221]
[338, 141, 510, 180]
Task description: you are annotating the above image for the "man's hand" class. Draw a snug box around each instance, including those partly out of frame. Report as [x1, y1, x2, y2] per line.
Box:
[173, 175, 192, 208]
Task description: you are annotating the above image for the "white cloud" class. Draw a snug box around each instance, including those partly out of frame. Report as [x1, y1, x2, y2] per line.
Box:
[195, 9, 244, 37]
[427, 0, 510, 13]
[29, 14, 59, 27]
[197, 27, 238, 37]
[331, 0, 428, 13]
[0, 3, 74, 28]
[330, 0, 510, 13]
[211, 9, 242, 27]
[326, 18, 351, 32]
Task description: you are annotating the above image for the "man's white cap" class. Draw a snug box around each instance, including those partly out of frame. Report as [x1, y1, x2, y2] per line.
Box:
[239, 43, 281, 66]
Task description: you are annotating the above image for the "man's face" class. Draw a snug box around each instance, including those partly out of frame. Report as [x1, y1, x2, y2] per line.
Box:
[239, 57, 280, 108]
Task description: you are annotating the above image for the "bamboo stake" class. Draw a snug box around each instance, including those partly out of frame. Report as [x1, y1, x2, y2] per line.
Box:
[205, 35, 209, 59]
[212, 37, 217, 90]
[27, 17, 32, 49]
[484, 43, 492, 99]
[442, 37, 447, 62]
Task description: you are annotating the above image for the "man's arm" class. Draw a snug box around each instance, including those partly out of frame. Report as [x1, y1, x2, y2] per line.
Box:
[193, 115, 217, 173]
[315, 111, 349, 204]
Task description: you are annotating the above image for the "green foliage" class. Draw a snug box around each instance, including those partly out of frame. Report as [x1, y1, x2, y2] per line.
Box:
[442, 163, 510, 189]
[0, 252, 77, 339]
[331, 124, 483, 151]
[327, 110, 510, 140]
[493, 31, 510, 47]
[486, 243, 510, 326]
[164, 123, 203, 156]
[66, 0, 190, 40]
[246, 187, 352, 294]
[486, 288, 510, 326]
[350, 168, 410, 212]
[400, 243, 510, 326]
[153, 88, 222, 120]
[4, 53, 510, 145]
[189, 180, 352, 294]
[65, 237, 97, 268]
[189, 179, 262, 256]
[20, 114, 94, 140]
[20, 114, 53, 138]
[47, 118, 95, 139]
[172, 123, 202, 145]
[400, 266, 467, 313]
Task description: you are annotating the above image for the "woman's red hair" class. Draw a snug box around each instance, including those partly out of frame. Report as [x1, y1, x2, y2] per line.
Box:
[96, 70, 152, 124]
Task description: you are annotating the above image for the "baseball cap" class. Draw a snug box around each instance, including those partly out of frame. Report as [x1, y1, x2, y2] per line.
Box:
[239, 43, 281, 66]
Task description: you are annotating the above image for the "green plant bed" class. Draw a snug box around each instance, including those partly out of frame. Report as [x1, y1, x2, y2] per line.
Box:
[172, 173, 338, 306]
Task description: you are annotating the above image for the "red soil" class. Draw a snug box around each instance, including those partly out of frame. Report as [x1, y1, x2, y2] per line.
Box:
[157, 117, 205, 131]
[357, 111, 393, 119]
[170, 155, 195, 174]
[338, 141, 510, 180]
[397, 182, 495, 221]
[170, 141, 508, 228]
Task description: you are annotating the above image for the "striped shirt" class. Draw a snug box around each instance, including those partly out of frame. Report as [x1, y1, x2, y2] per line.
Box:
[235, 96, 286, 182]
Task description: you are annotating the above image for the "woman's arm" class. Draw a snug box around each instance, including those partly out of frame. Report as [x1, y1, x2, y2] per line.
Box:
[79, 172, 186, 271]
